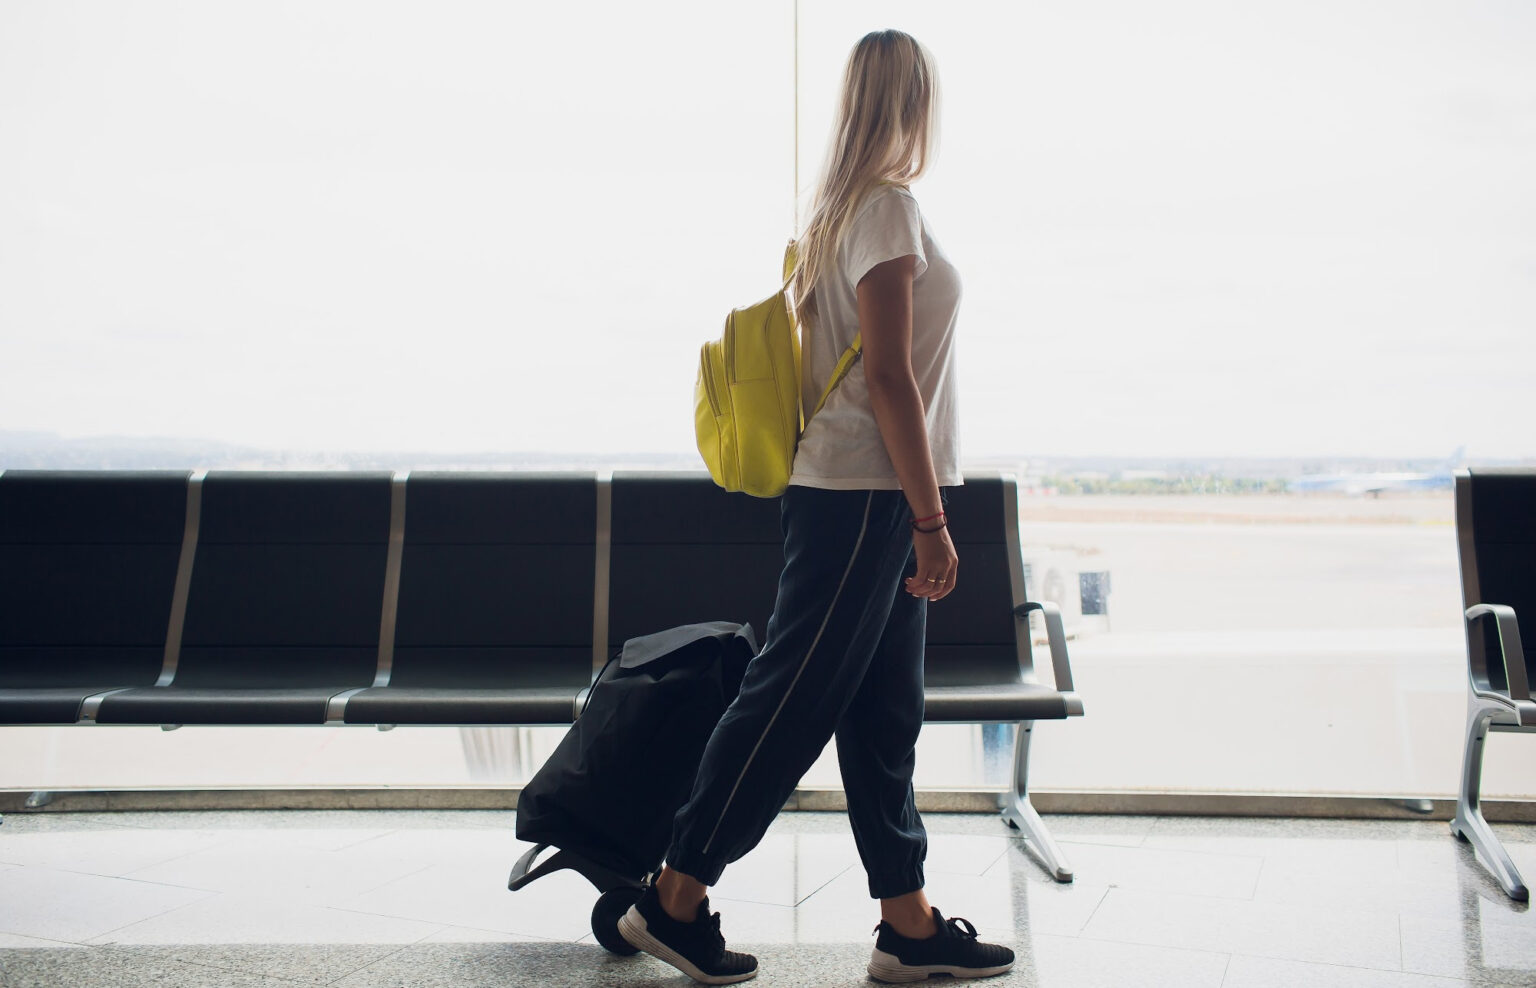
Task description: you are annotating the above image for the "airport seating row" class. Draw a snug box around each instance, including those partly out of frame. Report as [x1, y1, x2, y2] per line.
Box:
[0, 468, 1084, 881]
[1451, 468, 1536, 901]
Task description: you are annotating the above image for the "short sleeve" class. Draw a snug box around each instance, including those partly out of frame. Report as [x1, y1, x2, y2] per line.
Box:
[841, 186, 927, 289]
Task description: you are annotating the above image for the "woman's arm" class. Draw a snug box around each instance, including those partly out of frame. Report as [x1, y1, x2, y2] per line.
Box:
[857, 254, 958, 601]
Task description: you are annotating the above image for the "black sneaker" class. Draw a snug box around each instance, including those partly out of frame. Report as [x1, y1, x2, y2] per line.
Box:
[617, 884, 758, 985]
[867, 907, 1015, 982]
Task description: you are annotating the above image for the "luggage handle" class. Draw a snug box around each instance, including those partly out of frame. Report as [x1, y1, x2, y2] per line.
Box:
[508, 841, 646, 894]
[508, 842, 561, 891]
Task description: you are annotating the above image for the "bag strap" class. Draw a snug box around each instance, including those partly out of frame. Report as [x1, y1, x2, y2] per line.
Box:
[783, 239, 864, 426]
[809, 333, 861, 421]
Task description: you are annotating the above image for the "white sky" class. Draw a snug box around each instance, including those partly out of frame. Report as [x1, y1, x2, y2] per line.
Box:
[1, 0, 1531, 459]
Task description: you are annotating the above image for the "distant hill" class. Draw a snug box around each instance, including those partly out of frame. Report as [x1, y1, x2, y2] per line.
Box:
[2, 431, 1529, 477]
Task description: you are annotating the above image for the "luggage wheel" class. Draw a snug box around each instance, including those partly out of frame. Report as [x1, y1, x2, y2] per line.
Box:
[591, 886, 644, 955]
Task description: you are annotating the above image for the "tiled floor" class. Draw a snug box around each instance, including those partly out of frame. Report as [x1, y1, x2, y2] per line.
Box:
[0, 808, 1532, 987]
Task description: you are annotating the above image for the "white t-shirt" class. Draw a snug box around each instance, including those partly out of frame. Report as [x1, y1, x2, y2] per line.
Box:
[788, 183, 963, 491]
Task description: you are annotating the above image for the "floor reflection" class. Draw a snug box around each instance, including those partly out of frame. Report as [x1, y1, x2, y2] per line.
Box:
[0, 809, 1533, 987]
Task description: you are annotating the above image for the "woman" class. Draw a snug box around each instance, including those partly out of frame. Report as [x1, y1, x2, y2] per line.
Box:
[619, 29, 1014, 984]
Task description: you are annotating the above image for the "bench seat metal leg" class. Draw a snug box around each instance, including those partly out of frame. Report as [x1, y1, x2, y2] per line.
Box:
[998, 721, 1073, 883]
[1450, 699, 1529, 901]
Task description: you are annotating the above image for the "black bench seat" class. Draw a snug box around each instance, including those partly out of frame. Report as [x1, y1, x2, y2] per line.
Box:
[92, 472, 393, 725]
[0, 471, 190, 723]
[341, 473, 599, 726]
[343, 680, 591, 726]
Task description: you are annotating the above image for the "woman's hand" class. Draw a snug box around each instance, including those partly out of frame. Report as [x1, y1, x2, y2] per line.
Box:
[905, 525, 958, 601]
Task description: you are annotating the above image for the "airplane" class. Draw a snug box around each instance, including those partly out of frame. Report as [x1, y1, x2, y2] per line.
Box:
[1288, 447, 1463, 497]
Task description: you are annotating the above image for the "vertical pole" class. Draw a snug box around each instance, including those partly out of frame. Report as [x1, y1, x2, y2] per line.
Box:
[793, 0, 799, 233]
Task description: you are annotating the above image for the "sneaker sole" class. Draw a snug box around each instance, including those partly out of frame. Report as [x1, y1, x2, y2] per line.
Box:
[867, 947, 1014, 983]
[617, 905, 758, 985]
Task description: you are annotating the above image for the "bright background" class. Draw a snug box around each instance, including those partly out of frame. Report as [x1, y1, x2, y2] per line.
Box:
[2, 0, 1532, 460]
[1, 0, 1533, 799]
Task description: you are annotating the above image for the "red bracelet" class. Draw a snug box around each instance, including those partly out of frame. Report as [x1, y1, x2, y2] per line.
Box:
[912, 511, 946, 525]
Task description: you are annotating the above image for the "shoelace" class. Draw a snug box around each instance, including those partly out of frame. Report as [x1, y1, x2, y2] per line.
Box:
[701, 910, 727, 955]
[943, 916, 979, 939]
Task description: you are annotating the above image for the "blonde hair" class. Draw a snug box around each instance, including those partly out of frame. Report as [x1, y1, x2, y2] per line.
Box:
[792, 29, 940, 323]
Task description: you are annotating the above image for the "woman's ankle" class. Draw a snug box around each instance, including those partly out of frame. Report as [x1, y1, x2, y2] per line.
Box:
[886, 912, 940, 939]
[655, 865, 707, 923]
[881, 890, 939, 939]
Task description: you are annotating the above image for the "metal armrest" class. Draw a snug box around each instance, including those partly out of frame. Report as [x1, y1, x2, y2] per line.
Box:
[1466, 604, 1531, 702]
[1016, 600, 1076, 695]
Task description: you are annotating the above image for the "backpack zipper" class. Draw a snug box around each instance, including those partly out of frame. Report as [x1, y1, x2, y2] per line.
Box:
[700, 344, 722, 416]
[723, 318, 736, 384]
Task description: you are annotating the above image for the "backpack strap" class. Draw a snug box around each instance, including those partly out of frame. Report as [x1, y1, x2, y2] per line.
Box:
[785, 239, 863, 424]
[808, 333, 861, 420]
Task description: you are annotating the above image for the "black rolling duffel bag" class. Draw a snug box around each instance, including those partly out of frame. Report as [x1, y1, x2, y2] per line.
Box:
[509, 620, 757, 952]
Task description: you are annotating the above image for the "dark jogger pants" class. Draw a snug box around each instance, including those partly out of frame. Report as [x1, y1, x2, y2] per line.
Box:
[665, 484, 941, 899]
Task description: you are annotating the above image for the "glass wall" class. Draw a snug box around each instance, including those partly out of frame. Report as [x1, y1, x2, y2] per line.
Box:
[2, 1, 1534, 798]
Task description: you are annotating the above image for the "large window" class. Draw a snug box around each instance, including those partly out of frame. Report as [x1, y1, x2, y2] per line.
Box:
[2, 1, 1533, 798]
[0, 1, 795, 459]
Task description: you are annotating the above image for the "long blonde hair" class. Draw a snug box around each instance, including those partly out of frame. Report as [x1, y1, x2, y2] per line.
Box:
[793, 29, 940, 322]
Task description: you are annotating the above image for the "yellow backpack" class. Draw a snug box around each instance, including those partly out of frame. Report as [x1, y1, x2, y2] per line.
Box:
[695, 242, 862, 498]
